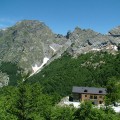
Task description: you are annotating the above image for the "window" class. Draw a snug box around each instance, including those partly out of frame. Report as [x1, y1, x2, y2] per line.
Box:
[99, 90, 103, 93]
[99, 95, 102, 98]
[92, 102, 95, 105]
[85, 95, 87, 97]
[99, 101, 103, 104]
[90, 95, 93, 99]
[84, 89, 88, 92]
[94, 96, 97, 99]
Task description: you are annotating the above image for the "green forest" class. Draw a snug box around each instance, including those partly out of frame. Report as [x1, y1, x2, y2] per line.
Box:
[27, 51, 120, 100]
[0, 51, 120, 119]
[0, 62, 23, 85]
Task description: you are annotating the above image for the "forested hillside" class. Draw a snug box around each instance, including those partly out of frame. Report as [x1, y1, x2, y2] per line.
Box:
[0, 51, 120, 119]
[0, 62, 23, 85]
[0, 82, 120, 120]
[27, 51, 120, 98]
[0, 52, 120, 120]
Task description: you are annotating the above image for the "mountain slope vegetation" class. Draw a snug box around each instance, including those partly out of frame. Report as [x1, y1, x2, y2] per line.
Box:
[0, 51, 120, 119]
[0, 62, 23, 85]
[27, 51, 120, 98]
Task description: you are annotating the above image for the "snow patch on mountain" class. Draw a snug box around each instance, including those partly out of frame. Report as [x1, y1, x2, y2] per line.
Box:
[106, 45, 118, 51]
[92, 48, 101, 51]
[50, 45, 56, 52]
[113, 45, 118, 51]
[49, 43, 63, 52]
[112, 106, 120, 113]
[31, 57, 49, 76]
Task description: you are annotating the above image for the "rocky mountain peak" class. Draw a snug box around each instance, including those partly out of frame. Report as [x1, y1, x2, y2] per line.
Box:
[0, 20, 69, 75]
[14, 20, 49, 32]
[0, 20, 120, 85]
[108, 26, 120, 36]
[66, 26, 120, 56]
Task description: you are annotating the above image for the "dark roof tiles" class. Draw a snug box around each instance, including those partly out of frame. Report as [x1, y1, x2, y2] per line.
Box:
[72, 86, 106, 95]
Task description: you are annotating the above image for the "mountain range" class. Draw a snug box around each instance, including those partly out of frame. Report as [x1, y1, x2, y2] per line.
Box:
[0, 20, 120, 86]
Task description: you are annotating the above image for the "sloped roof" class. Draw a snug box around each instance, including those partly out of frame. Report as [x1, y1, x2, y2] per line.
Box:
[72, 86, 107, 95]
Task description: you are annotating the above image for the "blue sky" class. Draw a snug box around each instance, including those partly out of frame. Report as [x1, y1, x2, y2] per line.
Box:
[0, 0, 120, 34]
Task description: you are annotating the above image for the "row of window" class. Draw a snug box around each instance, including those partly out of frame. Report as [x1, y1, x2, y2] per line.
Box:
[85, 95, 103, 99]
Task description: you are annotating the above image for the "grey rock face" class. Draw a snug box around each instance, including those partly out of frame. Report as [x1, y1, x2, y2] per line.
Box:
[108, 26, 120, 36]
[0, 72, 9, 87]
[66, 26, 120, 56]
[0, 20, 70, 74]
